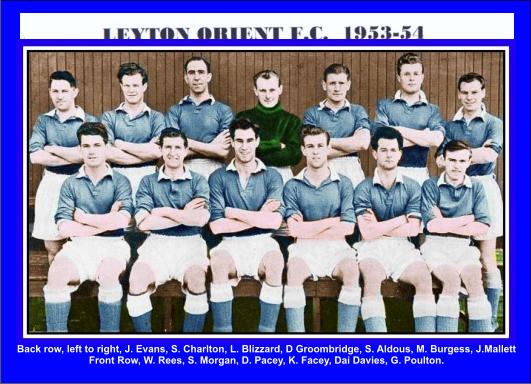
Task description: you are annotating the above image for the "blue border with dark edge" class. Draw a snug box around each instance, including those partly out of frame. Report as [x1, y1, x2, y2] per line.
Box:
[1, 1, 529, 383]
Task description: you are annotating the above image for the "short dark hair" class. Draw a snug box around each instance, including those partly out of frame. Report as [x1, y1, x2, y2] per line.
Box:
[184, 56, 211, 73]
[323, 63, 350, 82]
[458, 72, 486, 91]
[396, 53, 424, 75]
[49, 71, 77, 88]
[441, 139, 472, 158]
[253, 69, 281, 87]
[300, 125, 330, 145]
[76, 122, 108, 144]
[371, 126, 404, 151]
[158, 127, 188, 148]
[229, 118, 260, 139]
[117, 62, 148, 84]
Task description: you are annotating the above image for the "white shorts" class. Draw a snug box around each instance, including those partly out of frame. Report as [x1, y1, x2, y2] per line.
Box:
[272, 166, 294, 184]
[471, 175, 503, 240]
[136, 234, 208, 289]
[113, 165, 156, 204]
[32, 170, 70, 241]
[330, 156, 365, 188]
[210, 234, 281, 285]
[354, 237, 422, 282]
[185, 158, 224, 179]
[398, 166, 430, 186]
[288, 239, 356, 281]
[54, 236, 130, 290]
[420, 235, 481, 273]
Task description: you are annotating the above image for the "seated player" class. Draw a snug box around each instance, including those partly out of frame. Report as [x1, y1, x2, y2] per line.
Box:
[438, 72, 504, 331]
[43, 122, 133, 332]
[421, 140, 492, 332]
[126, 128, 210, 333]
[354, 126, 435, 333]
[208, 118, 285, 333]
[283, 126, 360, 333]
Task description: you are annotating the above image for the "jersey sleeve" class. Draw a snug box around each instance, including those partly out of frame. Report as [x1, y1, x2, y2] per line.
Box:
[353, 180, 372, 217]
[338, 177, 356, 223]
[485, 116, 503, 154]
[405, 180, 422, 219]
[421, 179, 440, 226]
[28, 115, 48, 153]
[265, 169, 286, 218]
[217, 104, 234, 134]
[282, 180, 301, 220]
[54, 178, 76, 224]
[472, 182, 491, 226]
[101, 111, 116, 144]
[150, 111, 167, 140]
[427, 105, 446, 135]
[372, 100, 391, 132]
[165, 105, 182, 130]
[114, 174, 133, 218]
[352, 104, 371, 132]
[208, 170, 226, 222]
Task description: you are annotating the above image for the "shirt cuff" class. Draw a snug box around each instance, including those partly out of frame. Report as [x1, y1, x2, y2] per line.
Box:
[406, 212, 422, 219]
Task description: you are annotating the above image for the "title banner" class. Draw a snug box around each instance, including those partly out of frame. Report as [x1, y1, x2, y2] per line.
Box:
[20, 13, 514, 40]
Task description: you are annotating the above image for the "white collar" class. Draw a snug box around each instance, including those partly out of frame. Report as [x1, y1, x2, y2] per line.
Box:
[393, 90, 428, 104]
[453, 103, 487, 121]
[116, 102, 151, 115]
[318, 99, 351, 111]
[45, 106, 86, 121]
[437, 172, 472, 188]
[76, 163, 113, 179]
[226, 158, 267, 173]
[293, 165, 341, 182]
[157, 165, 192, 181]
[179, 94, 215, 106]
[373, 168, 404, 186]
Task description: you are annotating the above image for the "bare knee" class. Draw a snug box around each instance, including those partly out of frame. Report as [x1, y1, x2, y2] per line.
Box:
[401, 261, 432, 295]
[261, 251, 284, 286]
[128, 261, 156, 295]
[478, 239, 498, 272]
[210, 251, 234, 284]
[47, 257, 79, 289]
[184, 265, 207, 294]
[96, 258, 125, 287]
[433, 266, 461, 296]
[460, 265, 484, 297]
[359, 259, 385, 297]
[334, 258, 360, 289]
[286, 258, 310, 286]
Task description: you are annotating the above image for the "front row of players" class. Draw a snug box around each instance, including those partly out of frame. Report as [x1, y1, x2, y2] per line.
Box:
[44, 120, 494, 333]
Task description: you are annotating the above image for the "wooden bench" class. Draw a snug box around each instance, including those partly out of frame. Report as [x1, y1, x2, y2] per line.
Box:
[29, 250, 430, 332]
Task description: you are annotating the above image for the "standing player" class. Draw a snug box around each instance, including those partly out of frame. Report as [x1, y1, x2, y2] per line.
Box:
[102, 62, 165, 200]
[373, 53, 445, 185]
[29, 71, 99, 263]
[283, 126, 360, 332]
[438, 73, 504, 331]
[44, 122, 133, 332]
[166, 56, 234, 179]
[421, 140, 492, 332]
[354, 127, 435, 333]
[208, 118, 285, 333]
[303, 63, 370, 188]
[126, 128, 210, 333]
[236, 69, 301, 183]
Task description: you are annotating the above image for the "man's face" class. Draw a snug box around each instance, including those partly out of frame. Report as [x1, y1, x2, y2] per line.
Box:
[184, 60, 212, 95]
[79, 135, 106, 168]
[372, 138, 402, 171]
[120, 73, 147, 105]
[396, 63, 424, 95]
[232, 128, 259, 164]
[49, 79, 78, 112]
[444, 149, 471, 183]
[161, 136, 187, 170]
[302, 133, 330, 169]
[254, 76, 283, 108]
[458, 80, 485, 114]
[322, 73, 351, 104]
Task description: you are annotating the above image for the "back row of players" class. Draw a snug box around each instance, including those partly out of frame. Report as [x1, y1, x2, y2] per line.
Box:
[30, 53, 503, 333]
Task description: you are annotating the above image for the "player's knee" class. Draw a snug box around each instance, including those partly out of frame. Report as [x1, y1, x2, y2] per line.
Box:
[184, 265, 207, 294]
[460, 265, 484, 295]
[337, 258, 360, 287]
[210, 251, 232, 275]
[44, 240, 64, 262]
[96, 258, 125, 288]
[47, 257, 79, 289]
[263, 251, 284, 282]
[406, 261, 432, 293]
[286, 257, 309, 285]
[128, 262, 156, 295]
[359, 259, 385, 290]
[435, 267, 461, 295]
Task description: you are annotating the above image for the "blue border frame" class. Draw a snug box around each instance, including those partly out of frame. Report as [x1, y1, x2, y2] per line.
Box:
[2, 2, 530, 383]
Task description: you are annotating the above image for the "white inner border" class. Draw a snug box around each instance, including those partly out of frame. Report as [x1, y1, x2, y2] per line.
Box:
[23, 46, 509, 339]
